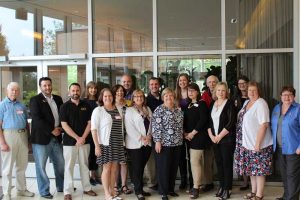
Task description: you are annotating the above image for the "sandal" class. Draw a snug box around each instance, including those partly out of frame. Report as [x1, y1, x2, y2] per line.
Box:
[121, 185, 132, 194]
[189, 188, 199, 199]
[114, 186, 120, 196]
[244, 192, 256, 199]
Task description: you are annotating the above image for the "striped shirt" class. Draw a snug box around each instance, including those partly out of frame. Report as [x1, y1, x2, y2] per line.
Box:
[0, 97, 27, 129]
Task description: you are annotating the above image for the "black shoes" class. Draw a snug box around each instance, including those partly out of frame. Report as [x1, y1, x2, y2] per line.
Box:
[41, 194, 53, 199]
[142, 191, 151, 196]
[136, 194, 145, 200]
[218, 190, 231, 200]
[161, 195, 169, 200]
[169, 191, 179, 197]
[240, 184, 250, 191]
[215, 188, 224, 197]
[90, 178, 101, 186]
[179, 180, 187, 190]
[149, 184, 158, 191]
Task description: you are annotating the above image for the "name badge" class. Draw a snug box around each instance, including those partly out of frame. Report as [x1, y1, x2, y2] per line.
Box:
[16, 110, 24, 114]
[81, 107, 87, 111]
[115, 115, 122, 119]
[194, 103, 198, 107]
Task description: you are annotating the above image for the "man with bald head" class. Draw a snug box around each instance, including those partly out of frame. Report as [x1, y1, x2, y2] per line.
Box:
[121, 74, 134, 106]
[200, 75, 219, 192]
[0, 82, 35, 200]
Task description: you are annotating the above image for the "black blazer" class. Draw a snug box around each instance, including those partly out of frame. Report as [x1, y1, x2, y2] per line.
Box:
[208, 99, 237, 144]
[29, 93, 63, 145]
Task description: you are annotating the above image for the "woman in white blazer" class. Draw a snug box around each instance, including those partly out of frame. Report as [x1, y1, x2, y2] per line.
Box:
[125, 89, 152, 200]
[91, 88, 125, 200]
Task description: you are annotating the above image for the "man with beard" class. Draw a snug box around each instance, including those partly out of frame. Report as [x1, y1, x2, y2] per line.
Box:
[59, 83, 97, 200]
[29, 77, 64, 199]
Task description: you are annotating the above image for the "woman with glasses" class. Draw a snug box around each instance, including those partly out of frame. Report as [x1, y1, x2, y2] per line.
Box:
[271, 86, 300, 200]
[152, 88, 184, 200]
[125, 89, 152, 200]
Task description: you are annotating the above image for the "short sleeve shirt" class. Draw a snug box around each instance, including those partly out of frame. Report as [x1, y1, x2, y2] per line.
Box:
[60, 99, 92, 146]
[0, 97, 27, 129]
[242, 98, 273, 150]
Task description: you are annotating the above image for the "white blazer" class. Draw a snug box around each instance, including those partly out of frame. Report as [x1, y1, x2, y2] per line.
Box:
[124, 106, 152, 149]
[91, 106, 123, 146]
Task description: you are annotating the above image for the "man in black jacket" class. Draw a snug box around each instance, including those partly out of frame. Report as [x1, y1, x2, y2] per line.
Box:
[29, 77, 64, 199]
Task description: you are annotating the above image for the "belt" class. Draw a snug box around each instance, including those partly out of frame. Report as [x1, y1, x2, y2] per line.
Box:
[18, 129, 26, 133]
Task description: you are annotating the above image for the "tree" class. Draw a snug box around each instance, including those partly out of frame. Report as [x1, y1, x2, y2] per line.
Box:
[0, 25, 9, 56]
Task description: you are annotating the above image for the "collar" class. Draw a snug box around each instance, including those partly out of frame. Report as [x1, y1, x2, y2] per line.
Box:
[4, 97, 19, 104]
[42, 93, 53, 100]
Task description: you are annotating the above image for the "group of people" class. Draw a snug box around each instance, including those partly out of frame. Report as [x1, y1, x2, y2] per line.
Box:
[0, 73, 299, 200]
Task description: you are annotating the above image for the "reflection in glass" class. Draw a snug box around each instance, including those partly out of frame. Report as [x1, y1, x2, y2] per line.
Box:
[43, 16, 64, 55]
[48, 65, 86, 101]
[227, 53, 293, 109]
[93, 0, 153, 53]
[158, 56, 221, 91]
[226, 0, 293, 49]
[0, 67, 37, 106]
[0, 6, 34, 56]
[94, 57, 153, 93]
[158, 0, 221, 51]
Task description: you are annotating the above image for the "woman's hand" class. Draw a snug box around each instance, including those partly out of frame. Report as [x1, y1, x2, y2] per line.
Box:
[215, 135, 222, 144]
[155, 142, 162, 153]
[95, 146, 101, 157]
[254, 143, 260, 152]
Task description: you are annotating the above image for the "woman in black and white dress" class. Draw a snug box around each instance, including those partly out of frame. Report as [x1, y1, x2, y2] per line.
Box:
[91, 88, 125, 200]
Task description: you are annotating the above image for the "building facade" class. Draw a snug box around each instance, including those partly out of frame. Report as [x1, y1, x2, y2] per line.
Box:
[0, 0, 298, 180]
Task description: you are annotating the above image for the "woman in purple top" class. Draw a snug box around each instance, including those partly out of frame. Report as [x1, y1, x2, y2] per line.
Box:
[175, 73, 191, 189]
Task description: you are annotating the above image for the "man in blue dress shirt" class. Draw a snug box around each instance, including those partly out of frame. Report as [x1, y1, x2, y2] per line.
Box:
[0, 82, 34, 200]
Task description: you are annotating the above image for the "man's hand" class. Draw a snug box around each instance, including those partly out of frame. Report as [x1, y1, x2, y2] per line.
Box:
[1, 143, 9, 152]
[51, 127, 62, 136]
[76, 137, 85, 146]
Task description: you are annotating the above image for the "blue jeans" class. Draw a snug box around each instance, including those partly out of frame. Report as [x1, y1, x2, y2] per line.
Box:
[32, 137, 64, 196]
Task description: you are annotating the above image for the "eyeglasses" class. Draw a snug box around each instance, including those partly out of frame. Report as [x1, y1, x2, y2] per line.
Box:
[238, 82, 247, 85]
[281, 94, 294, 97]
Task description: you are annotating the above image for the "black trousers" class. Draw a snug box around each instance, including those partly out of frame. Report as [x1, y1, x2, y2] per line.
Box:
[155, 146, 181, 195]
[213, 142, 234, 190]
[278, 148, 300, 200]
[88, 141, 98, 171]
[127, 146, 152, 195]
[179, 141, 188, 182]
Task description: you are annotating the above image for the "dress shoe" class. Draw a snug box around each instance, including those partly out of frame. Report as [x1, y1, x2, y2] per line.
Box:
[41, 193, 54, 199]
[219, 190, 231, 200]
[142, 191, 151, 196]
[240, 184, 250, 191]
[149, 184, 158, 190]
[90, 178, 97, 186]
[136, 194, 145, 200]
[84, 190, 97, 196]
[17, 189, 35, 197]
[161, 195, 169, 200]
[215, 188, 224, 197]
[169, 191, 179, 197]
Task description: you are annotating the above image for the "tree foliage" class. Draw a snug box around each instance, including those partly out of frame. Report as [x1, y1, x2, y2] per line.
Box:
[0, 26, 9, 56]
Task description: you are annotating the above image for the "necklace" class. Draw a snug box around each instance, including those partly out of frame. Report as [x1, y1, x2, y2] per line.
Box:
[215, 99, 225, 111]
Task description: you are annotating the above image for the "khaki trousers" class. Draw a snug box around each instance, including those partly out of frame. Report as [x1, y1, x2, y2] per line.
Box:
[190, 149, 205, 188]
[63, 144, 91, 194]
[1, 130, 29, 195]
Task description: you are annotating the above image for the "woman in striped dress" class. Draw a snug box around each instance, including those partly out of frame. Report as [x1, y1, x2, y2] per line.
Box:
[91, 88, 125, 200]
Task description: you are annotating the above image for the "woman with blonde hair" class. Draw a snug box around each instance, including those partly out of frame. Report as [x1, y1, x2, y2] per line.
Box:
[208, 82, 236, 200]
[125, 89, 152, 200]
[152, 88, 184, 200]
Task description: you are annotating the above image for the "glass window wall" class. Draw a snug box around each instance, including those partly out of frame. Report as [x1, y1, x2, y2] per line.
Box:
[93, 0, 153, 53]
[158, 0, 221, 51]
[226, 0, 293, 49]
[94, 57, 153, 93]
[158, 55, 222, 91]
